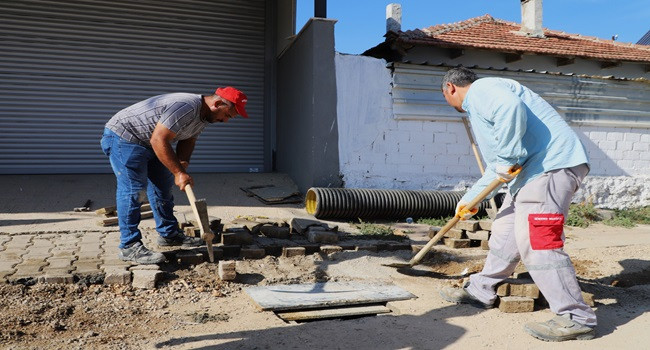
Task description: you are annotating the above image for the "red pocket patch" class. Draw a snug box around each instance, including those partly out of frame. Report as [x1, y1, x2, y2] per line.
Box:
[528, 213, 565, 250]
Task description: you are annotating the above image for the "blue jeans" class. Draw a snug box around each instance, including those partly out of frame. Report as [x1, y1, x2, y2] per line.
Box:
[100, 128, 179, 248]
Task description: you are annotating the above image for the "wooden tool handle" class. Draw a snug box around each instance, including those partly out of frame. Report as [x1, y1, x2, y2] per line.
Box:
[185, 184, 197, 203]
[184, 184, 215, 262]
[408, 175, 508, 266]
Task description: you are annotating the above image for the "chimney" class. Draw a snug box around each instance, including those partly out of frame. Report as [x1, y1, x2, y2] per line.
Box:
[386, 3, 402, 33]
[520, 0, 544, 38]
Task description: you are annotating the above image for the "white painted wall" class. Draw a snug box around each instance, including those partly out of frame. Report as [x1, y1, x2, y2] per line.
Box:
[335, 53, 650, 209]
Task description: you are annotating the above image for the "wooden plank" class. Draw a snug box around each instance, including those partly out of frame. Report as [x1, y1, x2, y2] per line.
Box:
[277, 304, 391, 321]
[97, 211, 153, 226]
[97, 203, 151, 217]
[245, 282, 416, 311]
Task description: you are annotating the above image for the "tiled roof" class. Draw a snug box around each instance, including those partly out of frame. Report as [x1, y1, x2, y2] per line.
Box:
[394, 15, 650, 63]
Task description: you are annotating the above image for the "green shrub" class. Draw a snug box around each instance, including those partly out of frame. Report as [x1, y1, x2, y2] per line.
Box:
[604, 206, 650, 227]
[566, 202, 600, 228]
[416, 217, 452, 226]
[355, 219, 394, 236]
[603, 216, 636, 228]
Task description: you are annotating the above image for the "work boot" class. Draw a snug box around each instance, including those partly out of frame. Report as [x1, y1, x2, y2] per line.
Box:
[157, 231, 203, 247]
[439, 283, 494, 309]
[118, 241, 167, 265]
[525, 314, 595, 342]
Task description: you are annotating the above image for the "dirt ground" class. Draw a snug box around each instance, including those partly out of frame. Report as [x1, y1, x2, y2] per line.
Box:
[1, 222, 649, 350]
[1, 174, 649, 349]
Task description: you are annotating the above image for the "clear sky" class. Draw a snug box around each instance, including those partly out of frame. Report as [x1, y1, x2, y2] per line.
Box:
[296, 0, 650, 54]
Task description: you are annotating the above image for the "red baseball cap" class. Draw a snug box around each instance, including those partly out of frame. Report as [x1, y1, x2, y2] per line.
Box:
[215, 87, 249, 118]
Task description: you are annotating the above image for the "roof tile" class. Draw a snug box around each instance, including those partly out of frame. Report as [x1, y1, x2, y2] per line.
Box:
[397, 15, 650, 63]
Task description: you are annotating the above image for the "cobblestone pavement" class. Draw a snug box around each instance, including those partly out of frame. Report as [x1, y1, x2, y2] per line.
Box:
[0, 230, 143, 283]
[0, 173, 308, 284]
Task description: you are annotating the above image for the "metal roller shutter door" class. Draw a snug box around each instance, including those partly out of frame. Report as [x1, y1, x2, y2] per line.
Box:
[0, 0, 267, 174]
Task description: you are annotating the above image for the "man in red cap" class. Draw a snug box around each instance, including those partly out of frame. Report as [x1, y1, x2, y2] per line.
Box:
[101, 87, 248, 264]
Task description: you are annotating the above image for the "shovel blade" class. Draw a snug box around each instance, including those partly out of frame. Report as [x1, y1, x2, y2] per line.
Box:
[382, 262, 414, 268]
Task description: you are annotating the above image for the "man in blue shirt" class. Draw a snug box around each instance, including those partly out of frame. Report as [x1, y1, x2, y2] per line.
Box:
[101, 87, 249, 265]
[438, 67, 596, 342]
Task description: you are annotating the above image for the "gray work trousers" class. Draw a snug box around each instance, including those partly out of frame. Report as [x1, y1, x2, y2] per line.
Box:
[466, 163, 596, 326]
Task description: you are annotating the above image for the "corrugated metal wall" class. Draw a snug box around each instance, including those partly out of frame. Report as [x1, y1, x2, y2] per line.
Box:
[392, 63, 650, 128]
[0, 0, 267, 174]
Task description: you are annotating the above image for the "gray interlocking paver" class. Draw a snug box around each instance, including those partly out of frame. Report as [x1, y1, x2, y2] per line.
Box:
[4, 235, 34, 249]
[12, 263, 45, 278]
[45, 258, 73, 271]
[80, 231, 105, 244]
[73, 259, 102, 275]
[23, 248, 52, 258]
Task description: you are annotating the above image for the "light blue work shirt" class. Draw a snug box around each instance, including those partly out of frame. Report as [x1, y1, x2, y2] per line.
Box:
[460, 77, 589, 203]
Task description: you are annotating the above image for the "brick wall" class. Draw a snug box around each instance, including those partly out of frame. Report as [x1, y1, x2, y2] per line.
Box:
[335, 54, 650, 208]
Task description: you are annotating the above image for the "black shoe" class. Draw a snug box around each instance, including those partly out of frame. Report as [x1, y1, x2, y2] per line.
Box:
[118, 241, 166, 264]
[157, 232, 203, 247]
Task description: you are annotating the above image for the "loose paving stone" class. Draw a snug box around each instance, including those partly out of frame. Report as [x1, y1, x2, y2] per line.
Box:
[295, 243, 320, 255]
[478, 220, 493, 231]
[104, 269, 132, 285]
[132, 270, 161, 289]
[509, 283, 540, 299]
[218, 260, 237, 281]
[177, 250, 205, 265]
[259, 225, 291, 239]
[498, 296, 535, 313]
[239, 246, 266, 260]
[291, 218, 328, 234]
[320, 245, 343, 254]
[307, 229, 338, 244]
[496, 283, 510, 297]
[444, 238, 471, 249]
[465, 230, 490, 241]
[441, 228, 465, 239]
[221, 231, 254, 245]
[455, 220, 479, 231]
[282, 247, 306, 257]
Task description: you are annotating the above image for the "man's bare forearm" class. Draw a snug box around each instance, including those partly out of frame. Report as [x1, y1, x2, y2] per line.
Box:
[151, 136, 184, 176]
[176, 138, 196, 164]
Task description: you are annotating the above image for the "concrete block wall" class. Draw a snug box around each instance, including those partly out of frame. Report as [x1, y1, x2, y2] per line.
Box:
[335, 53, 650, 208]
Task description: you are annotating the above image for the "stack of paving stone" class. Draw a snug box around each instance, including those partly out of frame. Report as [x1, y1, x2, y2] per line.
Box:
[495, 272, 541, 313]
[428, 219, 493, 250]
[494, 271, 595, 313]
[218, 260, 237, 280]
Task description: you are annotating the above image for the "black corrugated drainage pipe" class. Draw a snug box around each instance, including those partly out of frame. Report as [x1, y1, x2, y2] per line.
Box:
[305, 187, 503, 220]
